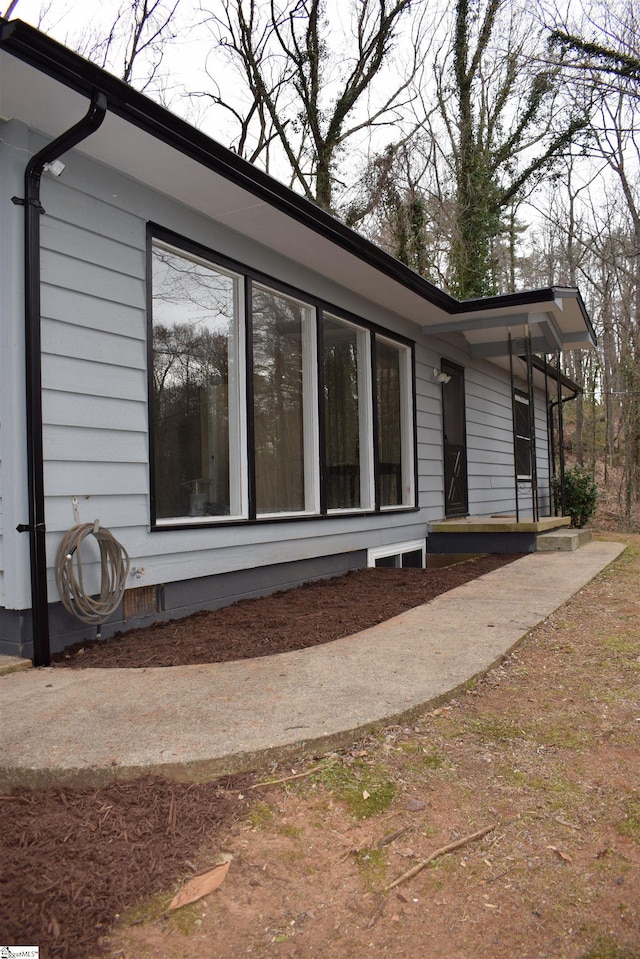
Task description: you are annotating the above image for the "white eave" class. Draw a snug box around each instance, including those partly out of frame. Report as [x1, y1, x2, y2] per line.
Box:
[0, 18, 597, 361]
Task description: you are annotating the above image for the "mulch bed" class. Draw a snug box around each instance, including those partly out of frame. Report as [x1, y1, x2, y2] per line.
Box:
[2, 554, 521, 957]
[51, 554, 522, 668]
[0, 774, 255, 959]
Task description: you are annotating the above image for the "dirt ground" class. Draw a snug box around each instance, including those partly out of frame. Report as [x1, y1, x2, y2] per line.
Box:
[2, 537, 639, 959]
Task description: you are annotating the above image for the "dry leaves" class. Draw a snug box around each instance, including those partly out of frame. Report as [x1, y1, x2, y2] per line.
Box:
[546, 845, 573, 863]
[168, 854, 233, 910]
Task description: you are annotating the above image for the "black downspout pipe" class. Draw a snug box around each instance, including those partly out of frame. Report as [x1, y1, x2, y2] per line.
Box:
[555, 353, 567, 517]
[508, 329, 520, 522]
[549, 393, 579, 514]
[17, 91, 107, 666]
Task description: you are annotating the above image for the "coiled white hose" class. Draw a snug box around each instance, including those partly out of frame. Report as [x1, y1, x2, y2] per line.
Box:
[54, 522, 130, 625]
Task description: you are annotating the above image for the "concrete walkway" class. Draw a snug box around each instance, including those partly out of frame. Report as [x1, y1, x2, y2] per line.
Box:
[0, 541, 625, 789]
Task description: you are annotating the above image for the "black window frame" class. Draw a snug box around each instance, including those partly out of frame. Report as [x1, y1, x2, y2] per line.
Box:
[147, 223, 418, 530]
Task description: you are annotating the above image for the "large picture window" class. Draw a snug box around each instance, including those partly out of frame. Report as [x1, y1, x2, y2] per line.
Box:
[151, 241, 244, 521]
[252, 285, 317, 515]
[149, 230, 415, 527]
[376, 335, 414, 508]
[323, 315, 373, 511]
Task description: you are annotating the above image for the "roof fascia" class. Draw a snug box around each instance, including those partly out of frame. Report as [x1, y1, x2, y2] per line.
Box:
[531, 355, 583, 395]
[458, 286, 596, 345]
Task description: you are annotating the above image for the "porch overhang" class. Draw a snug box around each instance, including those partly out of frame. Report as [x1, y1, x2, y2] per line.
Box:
[421, 292, 596, 374]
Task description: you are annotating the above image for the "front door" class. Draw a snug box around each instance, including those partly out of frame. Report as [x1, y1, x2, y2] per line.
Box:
[441, 360, 468, 517]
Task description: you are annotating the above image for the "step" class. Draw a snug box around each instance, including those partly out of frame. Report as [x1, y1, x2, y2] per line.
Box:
[536, 528, 593, 552]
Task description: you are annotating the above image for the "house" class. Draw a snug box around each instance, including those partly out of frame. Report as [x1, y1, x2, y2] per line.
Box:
[0, 18, 596, 666]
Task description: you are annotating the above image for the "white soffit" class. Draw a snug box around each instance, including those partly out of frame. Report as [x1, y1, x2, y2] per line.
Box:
[0, 50, 451, 329]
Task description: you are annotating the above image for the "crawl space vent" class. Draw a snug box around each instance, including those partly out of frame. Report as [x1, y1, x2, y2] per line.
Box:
[123, 585, 159, 620]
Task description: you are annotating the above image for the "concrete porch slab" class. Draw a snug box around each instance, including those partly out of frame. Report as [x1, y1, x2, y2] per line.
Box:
[428, 515, 572, 534]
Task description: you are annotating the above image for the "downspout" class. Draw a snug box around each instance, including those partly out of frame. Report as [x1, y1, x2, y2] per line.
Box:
[508, 329, 519, 522]
[544, 354, 552, 516]
[548, 358, 580, 517]
[14, 91, 107, 666]
[524, 326, 539, 522]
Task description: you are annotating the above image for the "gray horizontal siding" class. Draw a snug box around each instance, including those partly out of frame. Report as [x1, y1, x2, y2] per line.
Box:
[32, 148, 437, 608]
[9, 129, 556, 625]
[41, 318, 146, 368]
[45, 391, 148, 432]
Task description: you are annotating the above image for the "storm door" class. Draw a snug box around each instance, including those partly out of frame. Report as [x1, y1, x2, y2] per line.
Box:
[441, 360, 468, 517]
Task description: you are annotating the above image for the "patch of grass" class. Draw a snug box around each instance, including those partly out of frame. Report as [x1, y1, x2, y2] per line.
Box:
[352, 846, 388, 891]
[466, 715, 525, 743]
[580, 935, 640, 959]
[124, 891, 204, 935]
[248, 801, 274, 829]
[277, 822, 304, 839]
[124, 891, 170, 927]
[544, 773, 584, 808]
[602, 633, 640, 655]
[395, 740, 421, 754]
[616, 798, 640, 843]
[278, 847, 307, 865]
[533, 718, 594, 750]
[421, 748, 447, 770]
[497, 767, 529, 787]
[311, 760, 397, 818]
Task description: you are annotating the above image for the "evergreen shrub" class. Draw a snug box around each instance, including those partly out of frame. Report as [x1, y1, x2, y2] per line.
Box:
[552, 464, 599, 528]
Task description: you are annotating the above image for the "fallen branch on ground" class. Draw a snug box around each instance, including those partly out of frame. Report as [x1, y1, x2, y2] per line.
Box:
[250, 762, 330, 789]
[384, 824, 497, 893]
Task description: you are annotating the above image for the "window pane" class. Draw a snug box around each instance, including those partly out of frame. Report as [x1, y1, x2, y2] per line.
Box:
[401, 549, 423, 568]
[375, 555, 398, 568]
[323, 316, 367, 509]
[252, 285, 314, 514]
[376, 338, 404, 507]
[152, 242, 241, 520]
[515, 395, 532, 478]
[442, 371, 465, 446]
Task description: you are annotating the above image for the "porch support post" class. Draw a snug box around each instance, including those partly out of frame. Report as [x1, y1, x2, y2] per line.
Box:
[525, 326, 539, 522]
[544, 354, 553, 517]
[508, 329, 520, 522]
[556, 352, 566, 516]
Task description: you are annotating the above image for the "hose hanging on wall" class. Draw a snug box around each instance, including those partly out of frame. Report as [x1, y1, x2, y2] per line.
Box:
[54, 521, 130, 626]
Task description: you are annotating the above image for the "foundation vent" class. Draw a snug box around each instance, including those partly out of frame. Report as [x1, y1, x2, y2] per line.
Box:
[123, 585, 159, 620]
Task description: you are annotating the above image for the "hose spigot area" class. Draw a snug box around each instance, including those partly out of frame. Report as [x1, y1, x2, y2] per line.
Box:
[54, 522, 130, 634]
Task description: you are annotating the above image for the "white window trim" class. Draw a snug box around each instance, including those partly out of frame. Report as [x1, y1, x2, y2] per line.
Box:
[367, 539, 425, 567]
[150, 233, 417, 527]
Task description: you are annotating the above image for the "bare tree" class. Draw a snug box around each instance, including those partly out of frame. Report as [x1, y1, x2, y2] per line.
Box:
[194, 0, 424, 213]
[547, 0, 640, 95]
[73, 0, 184, 91]
[349, 0, 589, 297]
[438, 0, 590, 299]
